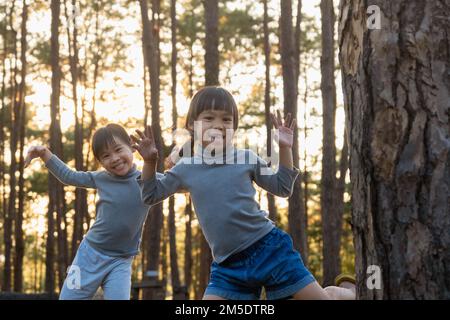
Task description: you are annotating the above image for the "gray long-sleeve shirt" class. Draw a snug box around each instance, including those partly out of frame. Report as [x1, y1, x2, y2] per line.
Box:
[138, 148, 299, 263]
[46, 155, 156, 257]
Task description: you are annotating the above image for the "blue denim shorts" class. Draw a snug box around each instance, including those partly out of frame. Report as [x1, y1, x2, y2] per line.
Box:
[204, 227, 316, 300]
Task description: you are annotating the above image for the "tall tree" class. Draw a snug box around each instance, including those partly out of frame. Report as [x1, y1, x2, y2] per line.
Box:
[184, 198, 193, 298]
[46, 0, 65, 294]
[3, 0, 17, 292]
[14, 0, 28, 292]
[279, 0, 307, 263]
[63, 0, 86, 262]
[262, 0, 277, 222]
[139, 0, 164, 300]
[320, 0, 340, 286]
[339, 0, 449, 299]
[168, 0, 186, 300]
[204, 0, 219, 86]
[0, 2, 8, 290]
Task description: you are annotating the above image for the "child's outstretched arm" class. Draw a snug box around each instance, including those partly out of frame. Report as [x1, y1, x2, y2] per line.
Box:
[252, 111, 298, 198]
[132, 126, 183, 205]
[25, 145, 96, 189]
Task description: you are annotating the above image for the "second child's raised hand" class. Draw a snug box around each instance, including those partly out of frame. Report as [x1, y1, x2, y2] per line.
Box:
[24, 146, 48, 168]
[131, 125, 159, 162]
[270, 110, 297, 149]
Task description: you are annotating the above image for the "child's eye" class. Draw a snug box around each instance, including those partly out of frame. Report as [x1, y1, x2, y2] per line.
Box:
[224, 118, 232, 122]
[203, 117, 213, 120]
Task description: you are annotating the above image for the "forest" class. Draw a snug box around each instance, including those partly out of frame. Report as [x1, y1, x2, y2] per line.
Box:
[0, 0, 448, 300]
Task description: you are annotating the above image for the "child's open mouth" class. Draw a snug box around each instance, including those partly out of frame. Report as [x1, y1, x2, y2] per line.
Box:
[113, 162, 125, 171]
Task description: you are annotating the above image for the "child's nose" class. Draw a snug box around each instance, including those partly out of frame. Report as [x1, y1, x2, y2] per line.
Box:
[212, 120, 224, 130]
[111, 154, 120, 162]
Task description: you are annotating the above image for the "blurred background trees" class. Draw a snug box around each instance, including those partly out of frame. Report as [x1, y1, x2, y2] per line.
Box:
[4, 0, 445, 300]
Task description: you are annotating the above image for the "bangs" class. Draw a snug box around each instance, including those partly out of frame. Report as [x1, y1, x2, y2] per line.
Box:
[195, 87, 235, 114]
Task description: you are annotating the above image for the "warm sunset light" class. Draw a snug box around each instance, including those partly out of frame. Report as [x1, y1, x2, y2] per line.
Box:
[1, 0, 448, 305]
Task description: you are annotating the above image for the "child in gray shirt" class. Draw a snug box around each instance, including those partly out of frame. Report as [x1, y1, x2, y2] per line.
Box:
[134, 86, 355, 300]
[25, 123, 159, 300]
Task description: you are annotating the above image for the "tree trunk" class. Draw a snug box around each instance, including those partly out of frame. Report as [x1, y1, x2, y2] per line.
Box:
[184, 199, 193, 299]
[294, 0, 302, 87]
[14, 0, 28, 292]
[263, 0, 278, 223]
[4, 0, 18, 293]
[64, 0, 86, 262]
[46, 0, 64, 294]
[168, 197, 184, 299]
[302, 59, 310, 251]
[204, 0, 219, 86]
[139, 0, 164, 300]
[320, 0, 340, 286]
[339, 0, 450, 299]
[280, 0, 308, 263]
[0, 2, 7, 291]
[84, 1, 99, 173]
[168, 0, 186, 300]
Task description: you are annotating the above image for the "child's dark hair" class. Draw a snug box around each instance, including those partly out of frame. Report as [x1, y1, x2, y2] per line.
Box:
[92, 123, 132, 160]
[185, 86, 239, 131]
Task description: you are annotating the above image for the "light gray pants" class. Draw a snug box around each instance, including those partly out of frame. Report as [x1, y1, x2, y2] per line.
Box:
[59, 239, 133, 300]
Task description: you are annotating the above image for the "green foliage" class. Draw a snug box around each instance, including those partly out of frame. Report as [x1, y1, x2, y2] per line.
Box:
[0, 0, 356, 294]
[28, 171, 48, 195]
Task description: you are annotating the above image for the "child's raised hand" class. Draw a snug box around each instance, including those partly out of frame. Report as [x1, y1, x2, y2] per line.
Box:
[270, 110, 296, 149]
[131, 125, 159, 162]
[24, 145, 49, 168]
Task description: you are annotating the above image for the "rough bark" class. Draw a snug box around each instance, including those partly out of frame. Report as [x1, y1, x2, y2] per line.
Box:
[339, 0, 450, 299]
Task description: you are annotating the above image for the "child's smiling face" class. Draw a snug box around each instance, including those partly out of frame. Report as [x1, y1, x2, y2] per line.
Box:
[98, 137, 134, 176]
[193, 109, 235, 149]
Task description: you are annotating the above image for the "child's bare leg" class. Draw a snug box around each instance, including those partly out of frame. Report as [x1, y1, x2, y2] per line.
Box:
[203, 294, 227, 300]
[292, 281, 356, 300]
